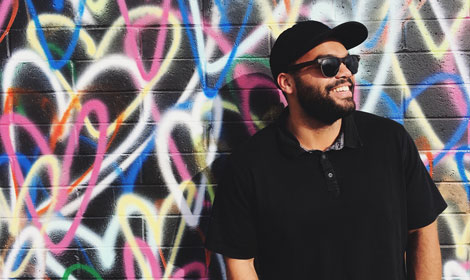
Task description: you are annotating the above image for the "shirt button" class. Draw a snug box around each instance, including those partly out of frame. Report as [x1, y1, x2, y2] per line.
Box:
[328, 172, 333, 178]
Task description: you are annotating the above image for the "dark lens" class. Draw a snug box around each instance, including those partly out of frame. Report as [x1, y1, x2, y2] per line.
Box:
[345, 55, 359, 74]
[320, 58, 341, 77]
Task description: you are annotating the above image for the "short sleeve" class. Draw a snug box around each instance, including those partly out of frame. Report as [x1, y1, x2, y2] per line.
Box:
[402, 129, 447, 230]
[205, 155, 258, 259]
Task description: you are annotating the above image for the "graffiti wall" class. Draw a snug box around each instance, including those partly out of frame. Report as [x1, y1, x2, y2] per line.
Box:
[0, 0, 468, 279]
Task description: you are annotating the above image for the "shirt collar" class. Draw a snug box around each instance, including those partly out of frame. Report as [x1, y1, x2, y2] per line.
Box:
[275, 107, 362, 158]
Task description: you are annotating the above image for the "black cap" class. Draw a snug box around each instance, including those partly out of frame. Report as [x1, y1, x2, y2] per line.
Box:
[270, 21, 368, 87]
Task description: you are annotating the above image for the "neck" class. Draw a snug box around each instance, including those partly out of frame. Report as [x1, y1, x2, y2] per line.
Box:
[287, 106, 342, 151]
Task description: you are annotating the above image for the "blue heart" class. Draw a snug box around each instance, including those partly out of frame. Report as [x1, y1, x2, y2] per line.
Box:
[25, 0, 85, 70]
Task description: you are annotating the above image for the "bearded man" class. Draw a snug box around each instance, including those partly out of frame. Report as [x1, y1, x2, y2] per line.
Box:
[205, 20, 447, 280]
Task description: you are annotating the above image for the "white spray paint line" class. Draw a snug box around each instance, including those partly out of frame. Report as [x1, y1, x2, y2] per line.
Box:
[59, 131, 154, 215]
[362, 3, 404, 112]
[2, 226, 46, 279]
[156, 110, 203, 227]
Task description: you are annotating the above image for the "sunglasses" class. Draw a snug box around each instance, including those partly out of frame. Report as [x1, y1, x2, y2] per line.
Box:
[287, 54, 360, 78]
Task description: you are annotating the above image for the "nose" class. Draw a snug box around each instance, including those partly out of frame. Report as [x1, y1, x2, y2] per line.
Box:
[335, 62, 353, 79]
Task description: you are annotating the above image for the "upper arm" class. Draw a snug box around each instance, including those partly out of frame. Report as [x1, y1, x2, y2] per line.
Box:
[401, 128, 447, 230]
[408, 219, 438, 236]
[205, 156, 258, 259]
[225, 257, 258, 280]
[406, 220, 442, 280]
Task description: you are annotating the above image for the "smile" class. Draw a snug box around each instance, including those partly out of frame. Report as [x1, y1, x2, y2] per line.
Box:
[331, 85, 350, 93]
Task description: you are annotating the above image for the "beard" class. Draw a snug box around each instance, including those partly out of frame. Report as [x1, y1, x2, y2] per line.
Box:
[293, 75, 356, 125]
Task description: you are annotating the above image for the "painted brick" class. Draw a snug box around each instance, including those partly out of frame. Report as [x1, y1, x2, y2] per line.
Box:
[360, 52, 461, 86]
[439, 183, 470, 214]
[357, 85, 403, 119]
[405, 0, 468, 20]
[405, 85, 470, 118]
[206, 25, 271, 59]
[140, 153, 211, 185]
[202, 0, 269, 26]
[335, 0, 403, 21]
[429, 154, 462, 183]
[404, 118, 468, 150]
[404, 19, 470, 52]
[140, 27, 194, 59]
[86, 27, 130, 58]
[73, 60, 146, 93]
[206, 57, 274, 90]
[437, 214, 470, 245]
[441, 246, 470, 278]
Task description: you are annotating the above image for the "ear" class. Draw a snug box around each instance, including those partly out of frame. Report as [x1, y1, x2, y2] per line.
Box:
[277, 73, 295, 95]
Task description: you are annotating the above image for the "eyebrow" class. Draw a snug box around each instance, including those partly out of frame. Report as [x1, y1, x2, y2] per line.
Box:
[314, 53, 350, 60]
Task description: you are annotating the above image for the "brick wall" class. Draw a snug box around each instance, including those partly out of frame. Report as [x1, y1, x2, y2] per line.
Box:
[0, 0, 468, 279]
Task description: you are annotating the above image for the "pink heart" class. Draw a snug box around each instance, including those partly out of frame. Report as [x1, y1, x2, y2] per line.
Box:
[118, 0, 171, 81]
[0, 99, 108, 254]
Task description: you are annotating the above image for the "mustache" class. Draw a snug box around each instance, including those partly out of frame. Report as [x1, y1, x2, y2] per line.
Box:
[325, 78, 354, 93]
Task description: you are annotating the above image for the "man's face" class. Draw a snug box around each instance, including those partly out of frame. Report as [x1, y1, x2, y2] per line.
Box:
[290, 41, 356, 124]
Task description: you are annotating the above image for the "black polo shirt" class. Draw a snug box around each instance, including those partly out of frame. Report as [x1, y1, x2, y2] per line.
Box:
[205, 109, 447, 280]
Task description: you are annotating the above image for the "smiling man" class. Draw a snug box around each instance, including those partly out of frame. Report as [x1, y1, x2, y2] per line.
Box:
[205, 21, 447, 280]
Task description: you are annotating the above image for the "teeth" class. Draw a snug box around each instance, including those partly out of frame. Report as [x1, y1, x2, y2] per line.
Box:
[332, 86, 349, 92]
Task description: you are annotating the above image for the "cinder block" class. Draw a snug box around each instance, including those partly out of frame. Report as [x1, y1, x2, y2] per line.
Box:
[404, 0, 468, 20]
[404, 118, 467, 150]
[2, 60, 74, 93]
[0, 248, 80, 279]
[140, 27, 193, 60]
[1, 124, 72, 155]
[432, 155, 466, 183]
[405, 85, 470, 118]
[404, 19, 470, 52]
[78, 91, 143, 124]
[202, 0, 267, 26]
[151, 91, 187, 113]
[440, 246, 470, 278]
[357, 85, 403, 119]
[160, 247, 207, 277]
[9, 91, 67, 124]
[87, 27, 129, 58]
[438, 183, 470, 214]
[207, 57, 274, 91]
[81, 247, 129, 279]
[335, 0, 405, 21]
[204, 25, 271, 59]
[151, 216, 208, 247]
[73, 60, 142, 93]
[437, 214, 470, 245]
[154, 59, 202, 91]
[140, 153, 210, 185]
[360, 52, 453, 86]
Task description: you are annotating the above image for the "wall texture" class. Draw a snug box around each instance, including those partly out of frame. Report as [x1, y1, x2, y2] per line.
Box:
[0, 0, 468, 279]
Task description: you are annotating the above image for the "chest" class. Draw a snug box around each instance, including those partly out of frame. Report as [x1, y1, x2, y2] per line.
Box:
[253, 147, 406, 232]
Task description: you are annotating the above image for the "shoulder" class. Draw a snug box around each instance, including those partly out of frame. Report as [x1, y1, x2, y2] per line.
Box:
[353, 110, 406, 136]
[352, 111, 410, 151]
[229, 122, 279, 166]
[353, 110, 403, 129]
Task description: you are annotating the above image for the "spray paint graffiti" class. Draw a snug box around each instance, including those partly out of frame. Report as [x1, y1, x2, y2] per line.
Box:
[0, 0, 468, 279]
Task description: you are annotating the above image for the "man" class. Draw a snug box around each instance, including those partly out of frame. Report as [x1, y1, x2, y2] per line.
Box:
[205, 21, 447, 280]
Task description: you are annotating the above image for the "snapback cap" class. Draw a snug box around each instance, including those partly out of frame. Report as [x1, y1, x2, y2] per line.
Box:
[270, 21, 368, 87]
